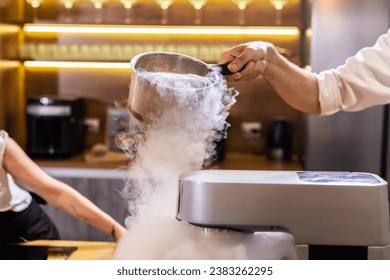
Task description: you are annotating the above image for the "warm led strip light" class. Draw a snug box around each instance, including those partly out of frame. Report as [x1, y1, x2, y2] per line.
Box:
[0, 24, 20, 34]
[23, 24, 300, 36]
[0, 61, 20, 68]
[24, 61, 131, 69]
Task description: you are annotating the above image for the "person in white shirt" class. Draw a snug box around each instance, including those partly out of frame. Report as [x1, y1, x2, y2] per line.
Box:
[0, 130, 126, 259]
[218, 29, 390, 116]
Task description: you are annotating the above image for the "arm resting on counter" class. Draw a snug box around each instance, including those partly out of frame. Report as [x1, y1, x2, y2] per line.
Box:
[3, 137, 126, 242]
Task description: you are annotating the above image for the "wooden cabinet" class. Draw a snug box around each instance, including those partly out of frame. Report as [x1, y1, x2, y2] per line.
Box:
[39, 168, 129, 241]
[1, 0, 310, 158]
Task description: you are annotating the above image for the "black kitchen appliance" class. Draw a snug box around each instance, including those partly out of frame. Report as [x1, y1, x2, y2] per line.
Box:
[266, 119, 293, 161]
[26, 96, 85, 158]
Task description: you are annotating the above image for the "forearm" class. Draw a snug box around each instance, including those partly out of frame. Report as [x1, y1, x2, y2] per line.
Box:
[3, 138, 126, 241]
[263, 45, 321, 115]
[33, 177, 125, 241]
[52, 185, 123, 240]
[219, 42, 321, 114]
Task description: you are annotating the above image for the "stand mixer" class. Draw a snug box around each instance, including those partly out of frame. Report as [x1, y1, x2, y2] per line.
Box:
[176, 170, 390, 259]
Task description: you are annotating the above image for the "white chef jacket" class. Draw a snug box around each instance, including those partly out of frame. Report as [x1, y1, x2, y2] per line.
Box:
[316, 28, 390, 116]
[0, 130, 32, 212]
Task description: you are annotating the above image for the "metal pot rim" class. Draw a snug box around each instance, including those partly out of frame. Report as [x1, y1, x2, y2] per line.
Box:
[129, 51, 222, 90]
[130, 51, 213, 73]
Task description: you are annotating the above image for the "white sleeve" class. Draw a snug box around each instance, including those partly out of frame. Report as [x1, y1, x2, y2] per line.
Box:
[316, 29, 390, 116]
[0, 130, 32, 212]
[0, 130, 8, 159]
[7, 174, 32, 212]
[0, 130, 12, 211]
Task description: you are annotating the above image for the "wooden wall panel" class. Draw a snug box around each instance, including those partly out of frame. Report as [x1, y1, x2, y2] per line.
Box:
[2, 0, 307, 155]
[33, 0, 302, 27]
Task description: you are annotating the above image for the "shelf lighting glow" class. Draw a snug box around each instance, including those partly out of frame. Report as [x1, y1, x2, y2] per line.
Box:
[0, 61, 20, 68]
[0, 24, 20, 34]
[23, 24, 300, 36]
[24, 61, 131, 69]
[306, 27, 313, 37]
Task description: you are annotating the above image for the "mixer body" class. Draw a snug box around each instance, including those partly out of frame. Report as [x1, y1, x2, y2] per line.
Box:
[176, 170, 390, 259]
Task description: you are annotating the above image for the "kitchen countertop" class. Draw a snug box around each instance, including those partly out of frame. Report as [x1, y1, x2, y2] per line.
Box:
[25, 155, 303, 260]
[35, 152, 304, 171]
[212, 153, 304, 171]
[17, 240, 116, 260]
[35, 152, 131, 170]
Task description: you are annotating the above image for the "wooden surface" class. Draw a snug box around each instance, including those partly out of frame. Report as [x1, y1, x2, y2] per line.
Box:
[34, 0, 303, 27]
[18, 240, 116, 260]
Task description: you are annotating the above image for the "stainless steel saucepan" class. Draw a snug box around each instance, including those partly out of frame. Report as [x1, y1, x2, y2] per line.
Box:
[128, 51, 232, 123]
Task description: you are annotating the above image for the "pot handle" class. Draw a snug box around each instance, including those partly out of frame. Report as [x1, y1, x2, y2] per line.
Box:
[210, 63, 233, 75]
[210, 63, 248, 76]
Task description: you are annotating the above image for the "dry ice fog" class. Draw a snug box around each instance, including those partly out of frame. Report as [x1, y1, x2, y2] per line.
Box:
[113, 68, 295, 259]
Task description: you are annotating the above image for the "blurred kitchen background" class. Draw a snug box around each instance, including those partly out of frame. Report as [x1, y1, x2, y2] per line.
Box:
[0, 0, 307, 161]
[1, 0, 390, 241]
